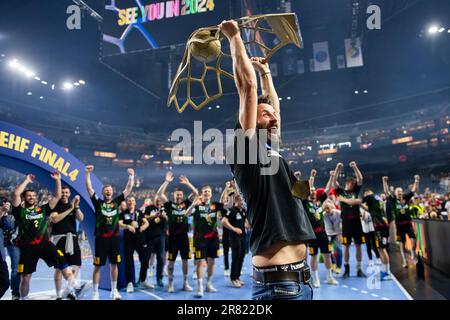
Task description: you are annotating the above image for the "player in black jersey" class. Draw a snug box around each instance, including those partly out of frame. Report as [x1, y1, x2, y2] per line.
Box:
[334, 161, 366, 278]
[303, 168, 339, 288]
[12, 173, 87, 300]
[187, 186, 226, 298]
[155, 171, 198, 293]
[383, 175, 419, 268]
[50, 186, 86, 299]
[362, 188, 392, 281]
[119, 196, 151, 292]
[219, 182, 233, 278]
[86, 165, 135, 300]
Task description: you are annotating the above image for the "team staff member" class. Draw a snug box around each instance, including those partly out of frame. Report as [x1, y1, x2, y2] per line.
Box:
[12, 173, 87, 300]
[155, 171, 198, 293]
[0, 200, 11, 298]
[334, 161, 366, 278]
[304, 168, 339, 288]
[219, 183, 232, 278]
[221, 193, 249, 288]
[50, 186, 85, 300]
[187, 186, 225, 298]
[119, 196, 151, 292]
[144, 196, 167, 288]
[86, 165, 135, 300]
[223, 19, 315, 300]
[383, 175, 419, 268]
[362, 188, 392, 281]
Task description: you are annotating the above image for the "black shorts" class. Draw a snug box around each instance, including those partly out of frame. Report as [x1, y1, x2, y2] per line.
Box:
[396, 222, 416, 243]
[309, 232, 331, 255]
[374, 224, 390, 249]
[168, 233, 191, 261]
[94, 236, 121, 266]
[54, 236, 82, 266]
[18, 242, 68, 274]
[194, 237, 220, 260]
[342, 219, 365, 245]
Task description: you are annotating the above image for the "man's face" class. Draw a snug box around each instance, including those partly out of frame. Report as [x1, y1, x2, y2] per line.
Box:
[103, 186, 114, 201]
[380, 193, 386, 201]
[24, 191, 36, 206]
[120, 201, 127, 211]
[235, 196, 244, 208]
[395, 187, 403, 200]
[344, 180, 355, 191]
[202, 187, 212, 202]
[155, 196, 162, 207]
[173, 190, 184, 204]
[257, 104, 280, 143]
[61, 188, 71, 202]
[310, 188, 316, 201]
[126, 197, 136, 209]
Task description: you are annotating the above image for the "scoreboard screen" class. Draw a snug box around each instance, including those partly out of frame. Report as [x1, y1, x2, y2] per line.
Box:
[101, 0, 232, 56]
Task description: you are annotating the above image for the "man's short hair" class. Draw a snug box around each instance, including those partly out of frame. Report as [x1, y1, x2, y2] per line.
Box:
[174, 188, 184, 193]
[102, 184, 113, 191]
[22, 188, 35, 198]
[257, 95, 271, 106]
[62, 185, 70, 191]
[201, 185, 212, 192]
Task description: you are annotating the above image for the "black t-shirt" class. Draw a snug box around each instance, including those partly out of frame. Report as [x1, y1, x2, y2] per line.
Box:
[119, 209, 146, 243]
[90, 193, 125, 238]
[387, 192, 414, 224]
[302, 193, 327, 232]
[336, 185, 362, 221]
[362, 194, 386, 227]
[224, 207, 247, 238]
[229, 125, 315, 256]
[144, 205, 167, 239]
[51, 201, 77, 235]
[192, 202, 225, 240]
[164, 200, 191, 236]
[12, 203, 51, 247]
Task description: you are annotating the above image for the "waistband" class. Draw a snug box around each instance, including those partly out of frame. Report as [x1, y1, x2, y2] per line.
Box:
[253, 260, 310, 284]
[253, 260, 306, 273]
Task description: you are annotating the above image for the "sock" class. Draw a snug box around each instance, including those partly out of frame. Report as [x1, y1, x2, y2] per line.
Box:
[314, 270, 319, 281]
[198, 278, 203, 290]
[207, 276, 212, 284]
[357, 262, 362, 270]
[20, 296, 28, 300]
[56, 289, 63, 298]
[183, 274, 187, 282]
[111, 281, 117, 291]
[381, 264, 387, 273]
[326, 268, 332, 280]
[93, 283, 99, 293]
[386, 264, 391, 273]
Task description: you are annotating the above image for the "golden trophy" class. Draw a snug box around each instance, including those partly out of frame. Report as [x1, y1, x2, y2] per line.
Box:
[167, 13, 304, 113]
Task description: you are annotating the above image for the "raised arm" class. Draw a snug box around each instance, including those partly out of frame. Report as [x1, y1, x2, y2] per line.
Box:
[0, 202, 10, 219]
[186, 196, 202, 216]
[331, 163, 343, 190]
[156, 171, 173, 204]
[85, 165, 95, 198]
[13, 174, 35, 207]
[179, 175, 198, 197]
[411, 175, 420, 194]
[324, 170, 335, 195]
[349, 161, 363, 186]
[309, 169, 317, 192]
[48, 171, 62, 210]
[220, 20, 258, 134]
[123, 168, 135, 198]
[50, 195, 80, 224]
[382, 176, 391, 196]
[252, 57, 280, 131]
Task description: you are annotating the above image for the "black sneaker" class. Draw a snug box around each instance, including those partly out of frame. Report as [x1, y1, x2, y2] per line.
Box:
[56, 297, 63, 300]
[67, 292, 77, 300]
[75, 282, 91, 300]
[357, 269, 367, 278]
[342, 265, 350, 278]
[157, 279, 164, 287]
[12, 294, 20, 301]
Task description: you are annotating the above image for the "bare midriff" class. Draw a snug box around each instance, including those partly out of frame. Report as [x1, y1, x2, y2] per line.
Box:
[252, 241, 307, 267]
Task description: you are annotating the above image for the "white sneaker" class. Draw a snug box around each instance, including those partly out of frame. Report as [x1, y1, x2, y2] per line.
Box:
[138, 281, 154, 289]
[196, 287, 204, 298]
[376, 258, 382, 265]
[224, 269, 230, 277]
[206, 282, 217, 293]
[126, 282, 134, 293]
[326, 277, 339, 285]
[167, 282, 175, 293]
[92, 291, 99, 300]
[231, 280, 241, 288]
[183, 281, 193, 292]
[313, 278, 320, 288]
[111, 289, 122, 300]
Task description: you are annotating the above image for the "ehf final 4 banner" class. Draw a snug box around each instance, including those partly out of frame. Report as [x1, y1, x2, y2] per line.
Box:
[101, 0, 232, 56]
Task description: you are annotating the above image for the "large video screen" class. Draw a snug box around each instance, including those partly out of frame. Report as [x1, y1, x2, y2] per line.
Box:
[101, 0, 232, 56]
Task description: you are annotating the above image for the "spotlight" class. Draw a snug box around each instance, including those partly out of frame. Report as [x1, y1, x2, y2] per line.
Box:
[34, 76, 40, 81]
[428, 25, 438, 34]
[25, 70, 35, 78]
[216, 105, 220, 109]
[354, 90, 359, 94]
[8, 59, 19, 69]
[39, 96, 44, 99]
[363, 90, 368, 93]
[439, 27, 445, 33]
[286, 96, 292, 100]
[27, 92, 32, 95]
[41, 81, 47, 85]
[74, 82, 80, 86]
[63, 82, 73, 90]
[78, 80, 86, 84]
[278, 97, 283, 101]
[18, 65, 26, 73]
[51, 84, 55, 90]
[208, 106, 212, 110]
[448, 29, 450, 33]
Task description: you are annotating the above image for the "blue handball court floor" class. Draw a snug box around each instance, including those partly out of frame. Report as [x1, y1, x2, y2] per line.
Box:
[1, 244, 411, 300]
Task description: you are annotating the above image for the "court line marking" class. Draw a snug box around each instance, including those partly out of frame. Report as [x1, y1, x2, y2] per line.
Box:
[135, 288, 164, 300]
[390, 274, 414, 300]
